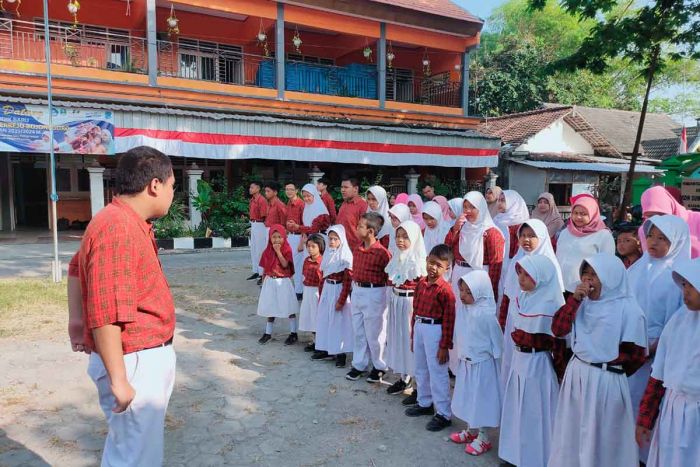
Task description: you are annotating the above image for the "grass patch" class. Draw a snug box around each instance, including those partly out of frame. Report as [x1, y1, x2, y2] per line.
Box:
[0, 278, 67, 338]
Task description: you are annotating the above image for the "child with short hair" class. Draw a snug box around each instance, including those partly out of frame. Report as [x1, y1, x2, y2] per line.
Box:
[298, 234, 325, 351]
[313, 225, 353, 367]
[615, 223, 642, 269]
[384, 220, 427, 400]
[405, 244, 456, 432]
[450, 269, 503, 456]
[636, 258, 700, 467]
[346, 212, 393, 383]
[256, 225, 301, 345]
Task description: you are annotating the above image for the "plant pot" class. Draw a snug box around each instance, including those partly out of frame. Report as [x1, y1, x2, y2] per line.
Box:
[230, 236, 248, 248]
[173, 237, 195, 249]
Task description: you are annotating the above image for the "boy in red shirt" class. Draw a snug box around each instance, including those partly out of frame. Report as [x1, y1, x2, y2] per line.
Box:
[346, 212, 392, 383]
[405, 244, 456, 432]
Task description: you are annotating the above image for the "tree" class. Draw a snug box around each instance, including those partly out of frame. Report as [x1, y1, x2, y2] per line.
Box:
[526, 0, 700, 215]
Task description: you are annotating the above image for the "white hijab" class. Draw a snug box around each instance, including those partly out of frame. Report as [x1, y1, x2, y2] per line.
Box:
[388, 204, 412, 253]
[422, 201, 450, 254]
[458, 191, 501, 268]
[385, 220, 427, 287]
[320, 224, 353, 277]
[302, 183, 329, 227]
[503, 219, 563, 300]
[366, 186, 392, 240]
[514, 255, 565, 336]
[628, 214, 690, 340]
[447, 197, 463, 227]
[455, 270, 503, 363]
[652, 258, 700, 397]
[493, 190, 530, 229]
[573, 253, 648, 363]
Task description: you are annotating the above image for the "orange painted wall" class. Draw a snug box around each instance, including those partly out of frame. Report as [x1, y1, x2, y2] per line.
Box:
[19, 0, 147, 33]
[57, 198, 91, 223]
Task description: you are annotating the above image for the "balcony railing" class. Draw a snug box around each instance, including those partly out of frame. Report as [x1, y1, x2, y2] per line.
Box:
[0, 19, 147, 73]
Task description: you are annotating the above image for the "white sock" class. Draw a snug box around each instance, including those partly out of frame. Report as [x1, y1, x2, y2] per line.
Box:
[402, 374, 412, 384]
[265, 321, 273, 334]
[289, 317, 297, 333]
[477, 429, 489, 443]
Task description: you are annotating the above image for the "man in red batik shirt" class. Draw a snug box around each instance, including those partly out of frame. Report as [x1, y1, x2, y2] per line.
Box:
[285, 182, 306, 296]
[317, 177, 337, 224]
[248, 180, 268, 281]
[336, 177, 368, 252]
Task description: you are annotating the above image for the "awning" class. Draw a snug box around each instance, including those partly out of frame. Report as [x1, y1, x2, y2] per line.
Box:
[513, 159, 662, 174]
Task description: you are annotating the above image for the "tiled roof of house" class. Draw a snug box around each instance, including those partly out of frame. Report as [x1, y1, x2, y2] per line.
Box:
[478, 106, 573, 147]
[369, 0, 481, 22]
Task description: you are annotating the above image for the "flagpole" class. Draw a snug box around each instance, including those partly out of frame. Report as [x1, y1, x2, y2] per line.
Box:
[42, 0, 62, 283]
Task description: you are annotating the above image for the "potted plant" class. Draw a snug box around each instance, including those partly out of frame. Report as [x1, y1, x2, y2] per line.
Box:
[152, 198, 188, 249]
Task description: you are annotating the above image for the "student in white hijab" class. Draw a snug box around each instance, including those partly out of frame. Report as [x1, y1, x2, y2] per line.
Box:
[499, 255, 563, 467]
[498, 219, 563, 389]
[549, 253, 647, 467]
[450, 270, 503, 456]
[447, 197, 463, 227]
[627, 214, 690, 458]
[388, 204, 412, 253]
[366, 186, 392, 247]
[493, 189, 530, 262]
[300, 183, 330, 234]
[314, 225, 353, 366]
[422, 200, 451, 254]
[638, 258, 700, 467]
[384, 220, 427, 399]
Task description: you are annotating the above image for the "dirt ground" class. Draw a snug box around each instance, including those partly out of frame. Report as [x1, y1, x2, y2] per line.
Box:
[0, 249, 501, 466]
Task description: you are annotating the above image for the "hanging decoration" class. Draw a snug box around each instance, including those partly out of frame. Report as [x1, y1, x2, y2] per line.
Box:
[454, 62, 461, 80]
[67, 0, 80, 29]
[292, 26, 302, 54]
[422, 48, 431, 76]
[1, 0, 21, 18]
[166, 4, 179, 37]
[125, 0, 131, 16]
[256, 19, 269, 57]
[386, 41, 395, 70]
[362, 38, 373, 63]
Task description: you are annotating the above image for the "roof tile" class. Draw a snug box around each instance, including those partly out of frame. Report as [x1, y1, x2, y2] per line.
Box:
[368, 0, 481, 22]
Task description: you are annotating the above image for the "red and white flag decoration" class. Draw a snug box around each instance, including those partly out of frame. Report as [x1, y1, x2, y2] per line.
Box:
[680, 126, 688, 154]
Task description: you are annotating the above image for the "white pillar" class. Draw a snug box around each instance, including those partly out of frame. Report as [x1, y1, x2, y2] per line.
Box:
[187, 164, 204, 229]
[406, 171, 420, 195]
[486, 170, 499, 190]
[87, 165, 105, 216]
[308, 165, 325, 185]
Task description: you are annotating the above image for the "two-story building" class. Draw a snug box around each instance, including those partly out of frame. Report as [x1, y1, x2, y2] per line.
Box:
[0, 0, 498, 232]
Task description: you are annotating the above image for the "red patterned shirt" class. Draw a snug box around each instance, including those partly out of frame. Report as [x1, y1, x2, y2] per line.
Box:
[411, 277, 456, 349]
[249, 193, 268, 222]
[353, 241, 391, 285]
[389, 278, 421, 290]
[299, 214, 331, 235]
[286, 197, 304, 234]
[337, 196, 369, 251]
[68, 252, 80, 277]
[302, 255, 323, 287]
[320, 269, 353, 309]
[78, 198, 175, 355]
[637, 377, 666, 430]
[445, 226, 504, 299]
[508, 224, 521, 259]
[321, 191, 337, 224]
[265, 197, 287, 228]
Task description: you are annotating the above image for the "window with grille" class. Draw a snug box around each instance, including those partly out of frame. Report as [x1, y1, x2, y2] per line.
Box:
[287, 53, 334, 65]
[386, 68, 413, 102]
[178, 38, 243, 84]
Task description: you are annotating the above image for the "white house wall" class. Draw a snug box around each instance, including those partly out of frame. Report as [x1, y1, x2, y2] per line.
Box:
[516, 119, 594, 155]
[508, 163, 547, 205]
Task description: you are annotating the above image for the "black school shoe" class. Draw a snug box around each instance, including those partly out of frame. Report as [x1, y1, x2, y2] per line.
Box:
[405, 404, 434, 417]
[246, 273, 259, 280]
[311, 350, 328, 360]
[402, 389, 418, 406]
[335, 354, 347, 368]
[367, 369, 385, 383]
[304, 342, 316, 352]
[345, 367, 365, 381]
[426, 414, 452, 432]
[284, 333, 298, 345]
[258, 333, 272, 344]
[256, 278, 263, 286]
[296, 293, 303, 301]
[387, 379, 407, 395]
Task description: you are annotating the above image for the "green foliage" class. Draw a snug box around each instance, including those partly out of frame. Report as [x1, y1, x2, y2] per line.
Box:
[418, 176, 468, 199]
[191, 178, 250, 239]
[153, 198, 188, 239]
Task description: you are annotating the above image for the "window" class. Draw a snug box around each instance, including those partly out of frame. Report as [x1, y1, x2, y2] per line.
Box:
[387, 68, 414, 102]
[287, 53, 334, 66]
[548, 183, 572, 206]
[77, 168, 90, 192]
[178, 39, 243, 84]
[56, 168, 72, 192]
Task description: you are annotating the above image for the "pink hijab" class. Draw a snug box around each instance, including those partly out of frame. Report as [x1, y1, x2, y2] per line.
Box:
[567, 194, 607, 237]
[407, 194, 426, 228]
[432, 196, 452, 221]
[641, 185, 700, 258]
[395, 193, 409, 205]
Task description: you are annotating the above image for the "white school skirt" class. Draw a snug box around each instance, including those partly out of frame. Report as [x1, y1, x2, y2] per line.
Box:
[385, 291, 414, 376]
[499, 349, 559, 467]
[256, 277, 300, 318]
[647, 388, 700, 467]
[627, 358, 652, 462]
[452, 357, 502, 429]
[298, 285, 320, 332]
[500, 298, 517, 391]
[287, 233, 304, 295]
[450, 263, 476, 373]
[548, 357, 638, 467]
[315, 281, 353, 355]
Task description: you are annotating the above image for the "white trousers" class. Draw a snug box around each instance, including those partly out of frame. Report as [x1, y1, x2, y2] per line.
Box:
[88, 345, 177, 467]
[287, 233, 304, 294]
[351, 286, 388, 372]
[413, 321, 451, 418]
[249, 222, 268, 274]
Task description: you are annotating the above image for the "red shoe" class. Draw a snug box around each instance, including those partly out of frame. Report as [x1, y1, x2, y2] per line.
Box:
[449, 430, 476, 444]
[465, 438, 492, 456]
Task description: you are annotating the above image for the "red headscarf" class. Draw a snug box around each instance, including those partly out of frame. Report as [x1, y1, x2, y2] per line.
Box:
[259, 224, 294, 274]
[567, 194, 607, 237]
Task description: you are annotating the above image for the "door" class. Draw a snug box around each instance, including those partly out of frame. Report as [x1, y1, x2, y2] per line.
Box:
[13, 163, 48, 227]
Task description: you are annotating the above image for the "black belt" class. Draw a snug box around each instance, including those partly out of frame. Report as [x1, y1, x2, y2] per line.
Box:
[143, 337, 173, 351]
[455, 260, 471, 268]
[393, 288, 414, 297]
[326, 278, 342, 285]
[355, 282, 386, 288]
[415, 316, 442, 325]
[515, 345, 547, 353]
[267, 275, 289, 279]
[576, 356, 625, 374]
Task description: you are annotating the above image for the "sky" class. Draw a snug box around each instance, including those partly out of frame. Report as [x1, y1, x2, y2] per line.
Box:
[453, 0, 507, 23]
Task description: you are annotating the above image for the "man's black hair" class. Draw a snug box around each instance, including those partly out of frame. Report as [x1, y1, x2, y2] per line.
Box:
[361, 212, 384, 236]
[264, 181, 280, 192]
[114, 146, 173, 195]
[318, 177, 331, 186]
[284, 181, 297, 189]
[342, 177, 360, 188]
[249, 180, 262, 189]
[428, 243, 453, 264]
[306, 234, 326, 254]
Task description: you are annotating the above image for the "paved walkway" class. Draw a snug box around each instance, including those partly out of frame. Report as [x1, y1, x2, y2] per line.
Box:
[0, 250, 501, 466]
